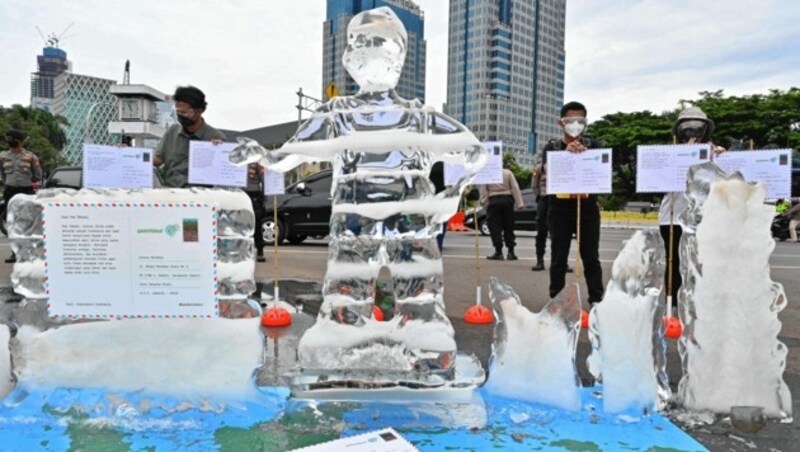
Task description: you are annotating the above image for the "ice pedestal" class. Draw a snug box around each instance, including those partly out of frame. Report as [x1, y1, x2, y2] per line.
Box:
[587, 229, 670, 414]
[677, 162, 792, 420]
[2, 187, 264, 398]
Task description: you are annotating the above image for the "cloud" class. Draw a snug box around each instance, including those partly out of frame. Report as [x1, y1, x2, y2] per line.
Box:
[0, 0, 797, 132]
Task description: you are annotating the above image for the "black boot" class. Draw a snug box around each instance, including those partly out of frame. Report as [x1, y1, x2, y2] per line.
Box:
[506, 248, 518, 261]
[487, 249, 504, 260]
[4, 254, 16, 264]
[531, 260, 545, 271]
[256, 250, 265, 263]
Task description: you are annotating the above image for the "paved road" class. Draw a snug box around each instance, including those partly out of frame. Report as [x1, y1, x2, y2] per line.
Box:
[2, 227, 799, 449]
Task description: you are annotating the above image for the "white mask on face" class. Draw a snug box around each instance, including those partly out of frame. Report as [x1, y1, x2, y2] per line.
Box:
[564, 121, 586, 138]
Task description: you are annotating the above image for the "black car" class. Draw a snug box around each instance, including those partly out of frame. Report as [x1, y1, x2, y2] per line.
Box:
[262, 170, 333, 245]
[463, 188, 539, 236]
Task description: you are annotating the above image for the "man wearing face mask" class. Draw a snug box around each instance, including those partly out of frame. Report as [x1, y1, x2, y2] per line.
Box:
[660, 106, 725, 307]
[544, 101, 604, 306]
[1, 129, 43, 263]
[154, 86, 226, 188]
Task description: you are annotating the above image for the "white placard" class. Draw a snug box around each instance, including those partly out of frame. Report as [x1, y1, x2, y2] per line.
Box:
[44, 202, 218, 318]
[546, 148, 613, 194]
[636, 144, 711, 193]
[291, 428, 417, 452]
[264, 170, 285, 195]
[444, 141, 504, 186]
[82, 144, 154, 189]
[188, 141, 248, 187]
[715, 149, 793, 199]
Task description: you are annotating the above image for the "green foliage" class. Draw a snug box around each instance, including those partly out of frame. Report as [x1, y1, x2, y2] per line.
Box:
[0, 104, 69, 175]
[685, 88, 800, 150]
[587, 88, 800, 207]
[502, 152, 532, 189]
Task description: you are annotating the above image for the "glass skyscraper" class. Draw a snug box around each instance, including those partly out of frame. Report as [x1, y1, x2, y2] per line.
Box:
[52, 73, 118, 164]
[323, 0, 426, 101]
[445, 0, 566, 166]
[30, 46, 71, 113]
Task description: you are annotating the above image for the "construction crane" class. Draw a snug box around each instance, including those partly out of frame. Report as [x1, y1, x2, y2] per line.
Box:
[35, 22, 75, 48]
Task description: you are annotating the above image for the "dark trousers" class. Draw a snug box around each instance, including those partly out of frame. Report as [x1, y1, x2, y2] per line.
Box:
[548, 198, 603, 303]
[437, 221, 448, 251]
[660, 224, 683, 306]
[247, 191, 265, 254]
[487, 195, 516, 251]
[535, 195, 549, 261]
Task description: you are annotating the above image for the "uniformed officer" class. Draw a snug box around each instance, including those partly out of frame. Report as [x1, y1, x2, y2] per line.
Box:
[245, 163, 266, 262]
[1, 129, 43, 263]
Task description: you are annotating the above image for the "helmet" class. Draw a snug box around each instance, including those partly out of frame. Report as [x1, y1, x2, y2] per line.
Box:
[672, 106, 715, 142]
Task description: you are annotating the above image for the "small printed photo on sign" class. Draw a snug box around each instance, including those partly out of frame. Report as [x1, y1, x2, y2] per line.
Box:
[780, 154, 789, 166]
[602, 153, 609, 164]
[379, 431, 398, 441]
[183, 218, 199, 242]
[493, 145, 501, 156]
[142, 153, 150, 163]
[699, 149, 708, 160]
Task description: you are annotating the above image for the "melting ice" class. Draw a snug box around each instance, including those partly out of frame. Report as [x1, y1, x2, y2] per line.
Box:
[587, 229, 670, 414]
[485, 278, 582, 411]
[678, 162, 792, 420]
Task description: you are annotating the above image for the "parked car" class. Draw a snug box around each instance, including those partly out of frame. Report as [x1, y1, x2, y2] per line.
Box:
[463, 188, 539, 236]
[263, 170, 333, 245]
[0, 166, 163, 236]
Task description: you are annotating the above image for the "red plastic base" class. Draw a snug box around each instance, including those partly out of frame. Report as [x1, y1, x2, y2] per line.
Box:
[373, 305, 385, 321]
[261, 307, 292, 327]
[580, 310, 589, 329]
[464, 305, 494, 324]
[664, 316, 683, 339]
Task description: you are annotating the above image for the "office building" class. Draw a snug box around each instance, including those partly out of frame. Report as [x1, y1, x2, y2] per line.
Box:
[445, 0, 566, 166]
[30, 46, 71, 113]
[323, 0, 426, 101]
[52, 73, 117, 164]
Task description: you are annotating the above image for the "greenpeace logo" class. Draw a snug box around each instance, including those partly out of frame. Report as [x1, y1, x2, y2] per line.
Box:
[137, 228, 163, 234]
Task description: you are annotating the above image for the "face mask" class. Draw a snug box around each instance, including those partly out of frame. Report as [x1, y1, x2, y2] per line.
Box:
[563, 120, 586, 138]
[177, 115, 196, 130]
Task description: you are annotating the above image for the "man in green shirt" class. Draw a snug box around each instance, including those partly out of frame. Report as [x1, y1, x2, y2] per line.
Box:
[154, 86, 226, 188]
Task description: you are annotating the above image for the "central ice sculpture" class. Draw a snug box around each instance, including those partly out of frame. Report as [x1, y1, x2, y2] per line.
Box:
[231, 7, 487, 391]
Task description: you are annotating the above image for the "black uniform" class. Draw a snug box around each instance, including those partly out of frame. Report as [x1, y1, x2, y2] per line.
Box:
[245, 167, 266, 257]
[543, 138, 604, 304]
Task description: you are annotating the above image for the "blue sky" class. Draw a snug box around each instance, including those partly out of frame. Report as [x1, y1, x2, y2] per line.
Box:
[1, 0, 798, 130]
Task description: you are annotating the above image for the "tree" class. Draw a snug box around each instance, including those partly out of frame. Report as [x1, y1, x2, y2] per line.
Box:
[502, 152, 532, 189]
[586, 88, 800, 206]
[0, 104, 69, 174]
[587, 110, 675, 207]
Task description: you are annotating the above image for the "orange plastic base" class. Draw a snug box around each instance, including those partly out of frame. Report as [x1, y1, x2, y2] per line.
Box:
[464, 305, 493, 324]
[261, 307, 292, 327]
[373, 305, 385, 321]
[664, 316, 683, 339]
[580, 310, 589, 329]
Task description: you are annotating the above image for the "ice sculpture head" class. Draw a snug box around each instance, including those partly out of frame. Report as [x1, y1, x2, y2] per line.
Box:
[343, 7, 407, 93]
